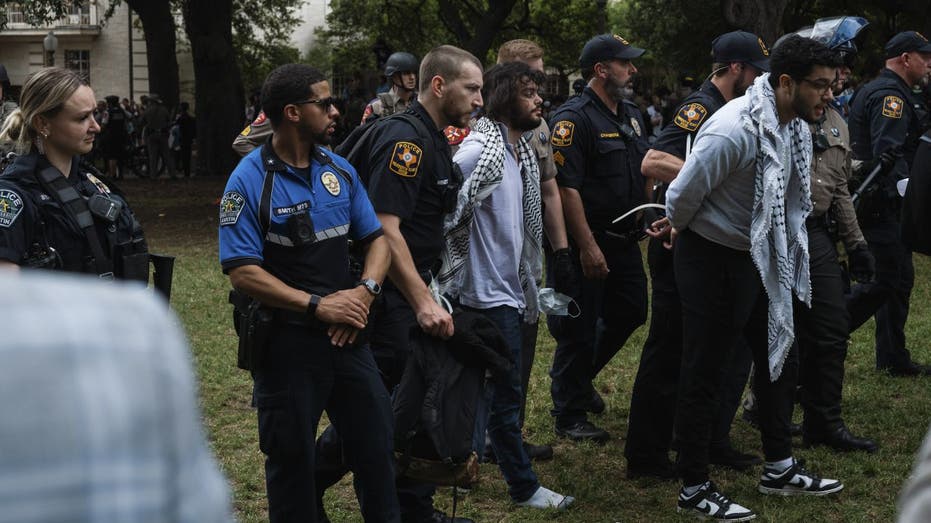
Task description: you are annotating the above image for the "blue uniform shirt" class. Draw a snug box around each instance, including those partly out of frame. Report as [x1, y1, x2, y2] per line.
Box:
[219, 143, 382, 295]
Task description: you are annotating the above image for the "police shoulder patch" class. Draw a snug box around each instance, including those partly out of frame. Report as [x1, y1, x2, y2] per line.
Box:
[219, 191, 245, 226]
[882, 95, 904, 119]
[674, 103, 708, 132]
[444, 125, 470, 145]
[0, 189, 24, 228]
[551, 120, 575, 147]
[388, 141, 423, 178]
[630, 118, 642, 137]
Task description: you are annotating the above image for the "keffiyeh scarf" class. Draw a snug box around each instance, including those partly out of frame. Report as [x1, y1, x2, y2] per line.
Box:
[437, 117, 544, 322]
[744, 74, 813, 381]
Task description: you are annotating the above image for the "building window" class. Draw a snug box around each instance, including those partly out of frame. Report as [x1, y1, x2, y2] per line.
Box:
[65, 50, 90, 83]
[66, 2, 90, 25]
[5, 3, 24, 24]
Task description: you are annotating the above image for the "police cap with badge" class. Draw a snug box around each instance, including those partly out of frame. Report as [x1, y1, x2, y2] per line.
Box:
[884, 31, 931, 58]
[579, 34, 645, 69]
[712, 30, 771, 72]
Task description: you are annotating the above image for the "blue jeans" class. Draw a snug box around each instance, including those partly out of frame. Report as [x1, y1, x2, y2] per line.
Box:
[469, 305, 540, 502]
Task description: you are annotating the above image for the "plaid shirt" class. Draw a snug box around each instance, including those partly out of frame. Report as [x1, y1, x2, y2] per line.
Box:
[0, 272, 232, 523]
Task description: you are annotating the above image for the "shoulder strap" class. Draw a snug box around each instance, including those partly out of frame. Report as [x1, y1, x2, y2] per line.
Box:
[259, 165, 275, 238]
[35, 166, 113, 277]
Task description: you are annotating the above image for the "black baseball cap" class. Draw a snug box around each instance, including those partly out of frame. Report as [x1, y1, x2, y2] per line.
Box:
[712, 30, 771, 72]
[884, 31, 931, 58]
[579, 34, 645, 69]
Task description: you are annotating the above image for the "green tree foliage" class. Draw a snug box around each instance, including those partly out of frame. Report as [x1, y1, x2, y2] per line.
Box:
[315, 0, 604, 77]
[232, 0, 303, 92]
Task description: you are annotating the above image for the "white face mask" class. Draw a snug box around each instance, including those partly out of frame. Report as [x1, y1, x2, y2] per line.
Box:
[538, 288, 581, 318]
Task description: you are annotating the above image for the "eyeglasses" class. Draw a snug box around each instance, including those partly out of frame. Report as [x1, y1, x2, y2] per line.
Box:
[293, 96, 337, 110]
[798, 77, 835, 95]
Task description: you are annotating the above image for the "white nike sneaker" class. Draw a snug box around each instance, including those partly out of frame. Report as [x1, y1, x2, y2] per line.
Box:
[758, 458, 844, 496]
[677, 481, 756, 521]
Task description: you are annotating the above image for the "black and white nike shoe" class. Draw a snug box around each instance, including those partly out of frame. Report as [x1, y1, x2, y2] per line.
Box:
[758, 458, 844, 496]
[677, 481, 756, 521]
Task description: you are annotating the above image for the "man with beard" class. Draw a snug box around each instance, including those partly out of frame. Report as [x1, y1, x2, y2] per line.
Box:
[316, 45, 483, 523]
[667, 36, 843, 520]
[625, 30, 770, 480]
[362, 52, 419, 123]
[787, 17, 879, 453]
[442, 61, 574, 511]
[546, 34, 650, 443]
[847, 31, 931, 376]
[219, 64, 397, 522]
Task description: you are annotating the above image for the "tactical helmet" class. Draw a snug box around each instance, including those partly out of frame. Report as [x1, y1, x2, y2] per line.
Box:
[780, 16, 869, 66]
[384, 52, 419, 78]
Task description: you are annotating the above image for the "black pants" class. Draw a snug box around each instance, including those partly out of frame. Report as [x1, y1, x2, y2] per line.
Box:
[847, 220, 915, 370]
[254, 324, 399, 522]
[547, 234, 647, 426]
[625, 237, 752, 467]
[796, 221, 849, 435]
[674, 231, 798, 485]
[316, 286, 438, 523]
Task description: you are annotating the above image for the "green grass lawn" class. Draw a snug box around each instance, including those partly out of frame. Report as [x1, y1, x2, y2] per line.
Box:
[129, 177, 931, 522]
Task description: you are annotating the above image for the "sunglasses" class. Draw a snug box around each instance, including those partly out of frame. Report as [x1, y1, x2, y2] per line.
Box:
[293, 97, 337, 110]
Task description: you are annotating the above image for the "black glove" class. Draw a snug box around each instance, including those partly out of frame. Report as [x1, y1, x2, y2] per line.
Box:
[848, 244, 875, 283]
[551, 248, 580, 297]
[879, 148, 903, 170]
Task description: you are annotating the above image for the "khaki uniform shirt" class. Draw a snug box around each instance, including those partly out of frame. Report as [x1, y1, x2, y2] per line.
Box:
[809, 106, 866, 249]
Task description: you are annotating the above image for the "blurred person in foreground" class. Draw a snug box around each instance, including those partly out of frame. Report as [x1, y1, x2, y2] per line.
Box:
[0, 270, 232, 523]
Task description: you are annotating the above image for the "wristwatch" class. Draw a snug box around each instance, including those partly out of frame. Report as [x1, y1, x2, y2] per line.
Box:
[357, 278, 382, 296]
[306, 293, 322, 320]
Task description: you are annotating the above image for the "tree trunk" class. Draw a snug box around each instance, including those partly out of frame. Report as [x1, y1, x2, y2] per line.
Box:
[182, 0, 244, 177]
[437, 0, 520, 59]
[722, 0, 788, 45]
[124, 0, 180, 110]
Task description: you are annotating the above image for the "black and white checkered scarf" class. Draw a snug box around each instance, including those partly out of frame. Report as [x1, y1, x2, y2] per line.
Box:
[438, 116, 544, 322]
[744, 74, 813, 381]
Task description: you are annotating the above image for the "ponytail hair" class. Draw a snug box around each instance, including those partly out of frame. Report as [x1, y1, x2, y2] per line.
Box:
[0, 67, 88, 153]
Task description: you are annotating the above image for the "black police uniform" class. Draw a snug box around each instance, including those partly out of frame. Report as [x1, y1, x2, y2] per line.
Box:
[623, 80, 754, 470]
[547, 86, 649, 429]
[0, 151, 148, 278]
[317, 100, 461, 523]
[847, 68, 930, 371]
[219, 143, 398, 523]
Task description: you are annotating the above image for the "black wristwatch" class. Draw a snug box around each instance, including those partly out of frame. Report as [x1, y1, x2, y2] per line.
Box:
[357, 278, 382, 296]
[306, 293, 322, 320]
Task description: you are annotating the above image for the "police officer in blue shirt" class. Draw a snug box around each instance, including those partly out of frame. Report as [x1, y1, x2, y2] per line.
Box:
[218, 63, 397, 522]
[847, 31, 931, 376]
[625, 30, 770, 478]
[546, 34, 649, 443]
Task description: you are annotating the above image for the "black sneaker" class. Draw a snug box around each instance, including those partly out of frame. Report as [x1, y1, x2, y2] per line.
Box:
[523, 441, 554, 461]
[758, 459, 843, 496]
[709, 445, 763, 471]
[677, 481, 756, 521]
[554, 420, 610, 443]
[627, 458, 677, 480]
[584, 389, 606, 414]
